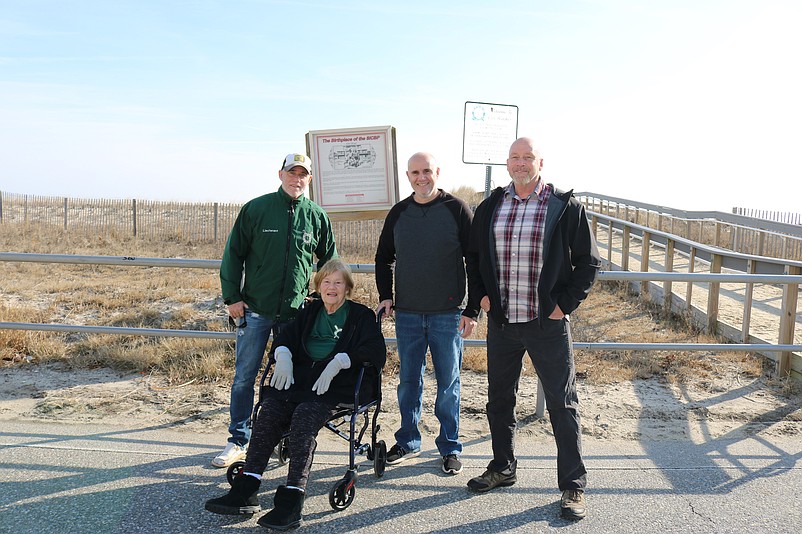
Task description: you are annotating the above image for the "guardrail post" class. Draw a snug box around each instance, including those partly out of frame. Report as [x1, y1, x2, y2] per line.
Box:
[640, 230, 651, 299]
[607, 221, 613, 267]
[714, 222, 721, 247]
[621, 226, 630, 271]
[742, 259, 755, 342]
[707, 253, 722, 334]
[591, 215, 598, 237]
[686, 247, 696, 312]
[778, 265, 801, 377]
[663, 238, 675, 313]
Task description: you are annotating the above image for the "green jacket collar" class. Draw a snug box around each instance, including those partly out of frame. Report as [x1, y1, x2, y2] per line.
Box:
[276, 185, 305, 205]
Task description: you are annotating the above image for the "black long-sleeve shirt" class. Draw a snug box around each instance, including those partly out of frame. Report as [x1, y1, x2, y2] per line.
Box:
[375, 190, 480, 318]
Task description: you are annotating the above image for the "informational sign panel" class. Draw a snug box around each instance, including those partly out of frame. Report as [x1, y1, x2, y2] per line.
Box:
[462, 101, 519, 165]
[306, 125, 398, 213]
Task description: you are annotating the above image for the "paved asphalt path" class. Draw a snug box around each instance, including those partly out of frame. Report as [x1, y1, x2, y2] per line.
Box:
[1, 420, 800, 533]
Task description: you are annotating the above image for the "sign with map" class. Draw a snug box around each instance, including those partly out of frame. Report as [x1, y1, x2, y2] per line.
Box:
[306, 125, 398, 214]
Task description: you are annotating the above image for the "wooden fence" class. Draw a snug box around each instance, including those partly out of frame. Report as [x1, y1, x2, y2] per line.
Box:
[0, 191, 383, 259]
[734, 207, 802, 225]
[4, 189, 802, 263]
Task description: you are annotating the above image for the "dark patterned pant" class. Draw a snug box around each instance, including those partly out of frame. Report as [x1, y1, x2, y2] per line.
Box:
[243, 397, 336, 490]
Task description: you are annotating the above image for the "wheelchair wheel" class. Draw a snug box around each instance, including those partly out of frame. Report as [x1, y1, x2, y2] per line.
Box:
[373, 440, 387, 477]
[226, 461, 245, 485]
[277, 437, 290, 465]
[328, 477, 356, 511]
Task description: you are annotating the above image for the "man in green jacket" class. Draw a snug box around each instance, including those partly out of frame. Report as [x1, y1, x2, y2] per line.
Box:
[213, 153, 337, 468]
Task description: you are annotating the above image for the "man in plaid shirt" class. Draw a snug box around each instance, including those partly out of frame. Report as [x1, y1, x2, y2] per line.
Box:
[466, 137, 601, 521]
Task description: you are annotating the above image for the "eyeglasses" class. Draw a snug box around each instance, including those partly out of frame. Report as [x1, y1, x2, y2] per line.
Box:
[228, 316, 247, 329]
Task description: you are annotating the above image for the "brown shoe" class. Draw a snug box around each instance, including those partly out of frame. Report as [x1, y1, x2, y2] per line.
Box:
[466, 468, 516, 492]
[560, 489, 586, 520]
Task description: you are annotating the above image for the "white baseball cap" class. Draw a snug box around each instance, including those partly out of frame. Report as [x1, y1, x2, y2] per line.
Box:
[281, 153, 312, 173]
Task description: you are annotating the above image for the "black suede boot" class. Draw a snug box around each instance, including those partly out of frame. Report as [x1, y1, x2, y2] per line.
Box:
[257, 485, 305, 530]
[205, 474, 261, 515]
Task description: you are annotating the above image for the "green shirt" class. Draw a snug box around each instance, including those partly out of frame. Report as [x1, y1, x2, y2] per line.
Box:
[307, 301, 350, 361]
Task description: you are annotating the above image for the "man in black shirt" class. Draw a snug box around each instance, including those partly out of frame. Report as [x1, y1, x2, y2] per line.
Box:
[375, 152, 480, 475]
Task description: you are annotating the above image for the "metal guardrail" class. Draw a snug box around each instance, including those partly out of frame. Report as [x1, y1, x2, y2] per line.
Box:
[0, 252, 378, 272]
[2, 320, 801, 353]
[2, 251, 802, 349]
[2, 251, 801, 417]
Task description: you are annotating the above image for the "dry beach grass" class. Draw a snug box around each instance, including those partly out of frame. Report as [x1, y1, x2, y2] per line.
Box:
[0, 223, 800, 444]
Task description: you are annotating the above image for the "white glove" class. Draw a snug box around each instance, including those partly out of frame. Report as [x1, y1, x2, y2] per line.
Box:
[270, 346, 294, 390]
[312, 353, 351, 395]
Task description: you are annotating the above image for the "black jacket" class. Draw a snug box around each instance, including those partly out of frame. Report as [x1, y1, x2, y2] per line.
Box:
[467, 185, 601, 326]
[266, 299, 386, 405]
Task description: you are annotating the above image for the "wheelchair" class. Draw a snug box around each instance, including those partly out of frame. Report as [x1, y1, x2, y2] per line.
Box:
[225, 314, 387, 512]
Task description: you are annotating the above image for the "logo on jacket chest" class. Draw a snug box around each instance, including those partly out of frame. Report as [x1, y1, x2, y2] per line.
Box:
[332, 325, 342, 339]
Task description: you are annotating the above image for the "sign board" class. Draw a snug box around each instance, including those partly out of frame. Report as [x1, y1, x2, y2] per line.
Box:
[306, 125, 399, 214]
[462, 101, 519, 165]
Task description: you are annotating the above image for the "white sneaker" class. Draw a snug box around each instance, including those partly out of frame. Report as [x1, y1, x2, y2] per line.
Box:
[211, 442, 247, 468]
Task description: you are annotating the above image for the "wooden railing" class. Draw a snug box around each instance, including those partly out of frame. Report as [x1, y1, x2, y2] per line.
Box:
[577, 192, 802, 261]
[585, 209, 802, 379]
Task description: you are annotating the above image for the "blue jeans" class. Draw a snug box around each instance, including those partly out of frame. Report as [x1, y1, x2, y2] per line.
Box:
[394, 310, 463, 456]
[228, 309, 286, 447]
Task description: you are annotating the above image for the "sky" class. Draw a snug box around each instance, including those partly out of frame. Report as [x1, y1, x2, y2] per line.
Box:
[1, 0, 801, 214]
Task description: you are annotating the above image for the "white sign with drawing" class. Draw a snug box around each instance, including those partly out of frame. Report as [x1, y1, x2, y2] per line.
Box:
[462, 101, 519, 165]
[307, 126, 398, 212]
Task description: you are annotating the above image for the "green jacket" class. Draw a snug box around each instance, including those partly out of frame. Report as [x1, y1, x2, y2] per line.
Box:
[220, 186, 337, 321]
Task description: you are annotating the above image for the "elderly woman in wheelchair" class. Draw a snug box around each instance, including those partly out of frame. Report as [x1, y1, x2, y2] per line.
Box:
[205, 259, 387, 530]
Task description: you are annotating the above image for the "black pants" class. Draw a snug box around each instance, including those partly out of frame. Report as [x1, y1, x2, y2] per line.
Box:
[243, 397, 336, 490]
[486, 317, 586, 491]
